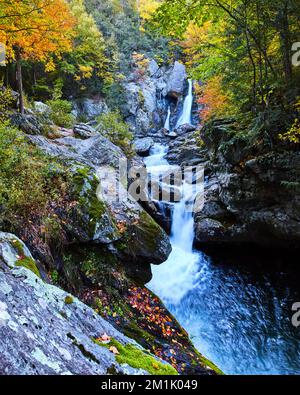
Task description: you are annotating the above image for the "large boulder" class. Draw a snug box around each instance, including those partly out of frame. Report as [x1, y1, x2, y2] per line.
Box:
[73, 123, 99, 139]
[134, 137, 154, 156]
[27, 134, 172, 282]
[33, 101, 51, 115]
[166, 132, 207, 166]
[175, 123, 196, 136]
[10, 113, 43, 135]
[72, 98, 108, 121]
[0, 234, 175, 375]
[166, 61, 187, 98]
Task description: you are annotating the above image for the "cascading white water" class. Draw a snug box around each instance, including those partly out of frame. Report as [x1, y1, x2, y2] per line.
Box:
[176, 79, 193, 128]
[164, 106, 171, 131]
[144, 144, 169, 168]
[145, 143, 200, 304]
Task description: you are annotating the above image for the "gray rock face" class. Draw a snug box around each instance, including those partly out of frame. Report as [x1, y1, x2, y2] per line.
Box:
[166, 132, 207, 166]
[148, 59, 160, 77]
[10, 113, 43, 135]
[0, 243, 154, 374]
[194, 120, 300, 248]
[175, 124, 196, 136]
[33, 101, 51, 115]
[122, 59, 189, 139]
[29, 134, 125, 170]
[72, 98, 108, 121]
[0, 232, 35, 270]
[73, 123, 99, 139]
[134, 137, 154, 156]
[0, 233, 176, 375]
[166, 62, 187, 98]
[27, 133, 172, 279]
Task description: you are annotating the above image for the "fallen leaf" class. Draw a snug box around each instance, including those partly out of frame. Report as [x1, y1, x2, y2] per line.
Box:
[109, 346, 119, 355]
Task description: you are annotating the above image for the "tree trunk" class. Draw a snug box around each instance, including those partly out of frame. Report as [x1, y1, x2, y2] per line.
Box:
[15, 49, 24, 114]
[277, 3, 292, 83]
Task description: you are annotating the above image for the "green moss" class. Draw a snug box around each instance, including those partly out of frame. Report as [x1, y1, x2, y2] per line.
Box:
[94, 338, 178, 375]
[64, 295, 74, 305]
[12, 239, 25, 256]
[125, 211, 163, 257]
[67, 333, 100, 364]
[123, 321, 157, 346]
[72, 167, 112, 236]
[195, 350, 224, 375]
[15, 257, 41, 278]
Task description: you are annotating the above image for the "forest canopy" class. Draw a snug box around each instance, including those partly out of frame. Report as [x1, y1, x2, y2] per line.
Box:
[151, 0, 300, 139]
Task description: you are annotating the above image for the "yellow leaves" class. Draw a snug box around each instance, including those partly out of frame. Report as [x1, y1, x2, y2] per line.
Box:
[138, 0, 160, 21]
[279, 119, 300, 144]
[95, 333, 111, 344]
[78, 65, 93, 79]
[152, 362, 160, 370]
[116, 220, 127, 234]
[45, 59, 56, 73]
[0, 0, 75, 62]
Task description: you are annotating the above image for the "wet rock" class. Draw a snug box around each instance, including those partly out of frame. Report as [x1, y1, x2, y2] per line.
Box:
[134, 137, 154, 156]
[193, 119, 300, 248]
[166, 61, 187, 98]
[175, 123, 196, 136]
[195, 218, 226, 242]
[166, 133, 206, 165]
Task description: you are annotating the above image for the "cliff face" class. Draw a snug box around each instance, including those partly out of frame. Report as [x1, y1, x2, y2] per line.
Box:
[0, 233, 177, 375]
[155, 117, 300, 250]
[0, 232, 220, 375]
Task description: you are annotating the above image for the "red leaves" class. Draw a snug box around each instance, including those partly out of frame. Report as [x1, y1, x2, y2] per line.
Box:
[127, 287, 174, 339]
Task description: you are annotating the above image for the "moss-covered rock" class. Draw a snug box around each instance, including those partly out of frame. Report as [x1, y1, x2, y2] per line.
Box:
[0, 232, 41, 278]
[94, 337, 178, 375]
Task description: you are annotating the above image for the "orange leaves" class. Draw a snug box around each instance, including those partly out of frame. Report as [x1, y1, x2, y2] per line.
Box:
[95, 333, 111, 344]
[128, 287, 174, 339]
[197, 76, 233, 122]
[0, 0, 75, 62]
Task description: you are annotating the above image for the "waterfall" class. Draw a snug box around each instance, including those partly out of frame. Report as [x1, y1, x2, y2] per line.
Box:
[164, 106, 171, 131]
[176, 79, 193, 128]
[145, 143, 201, 304]
[144, 144, 169, 168]
[170, 184, 195, 254]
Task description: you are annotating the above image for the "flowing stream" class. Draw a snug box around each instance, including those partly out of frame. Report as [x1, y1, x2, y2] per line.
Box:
[144, 86, 300, 375]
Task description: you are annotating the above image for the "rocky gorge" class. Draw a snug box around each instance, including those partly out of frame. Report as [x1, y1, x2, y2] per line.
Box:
[1, 54, 299, 376]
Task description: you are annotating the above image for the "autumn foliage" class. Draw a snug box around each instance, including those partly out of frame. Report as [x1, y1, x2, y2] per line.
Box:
[197, 76, 233, 121]
[0, 0, 75, 62]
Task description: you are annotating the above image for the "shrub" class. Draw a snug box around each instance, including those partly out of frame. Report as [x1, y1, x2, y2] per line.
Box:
[46, 99, 75, 128]
[0, 86, 14, 121]
[0, 122, 67, 222]
[96, 111, 133, 156]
